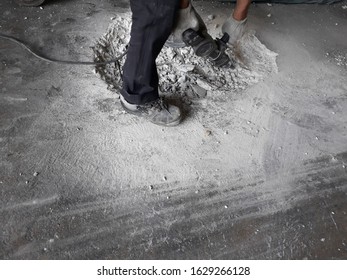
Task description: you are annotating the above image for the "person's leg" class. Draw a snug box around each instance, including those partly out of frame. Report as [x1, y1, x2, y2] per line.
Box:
[120, 0, 182, 126]
[122, 0, 180, 105]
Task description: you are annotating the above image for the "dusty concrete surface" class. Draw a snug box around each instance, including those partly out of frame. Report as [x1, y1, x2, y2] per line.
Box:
[0, 0, 346, 259]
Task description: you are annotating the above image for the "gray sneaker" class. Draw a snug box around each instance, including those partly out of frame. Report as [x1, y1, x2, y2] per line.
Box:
[120, 95, 182, 127]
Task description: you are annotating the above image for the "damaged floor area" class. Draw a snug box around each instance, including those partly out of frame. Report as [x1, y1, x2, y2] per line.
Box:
[0, 0, 346, 259]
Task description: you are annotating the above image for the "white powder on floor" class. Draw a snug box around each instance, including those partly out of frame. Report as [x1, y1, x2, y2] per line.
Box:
[93, 12, 278, 101]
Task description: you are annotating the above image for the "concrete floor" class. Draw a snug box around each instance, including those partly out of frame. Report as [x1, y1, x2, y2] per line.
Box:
[0, 0, 346, 259]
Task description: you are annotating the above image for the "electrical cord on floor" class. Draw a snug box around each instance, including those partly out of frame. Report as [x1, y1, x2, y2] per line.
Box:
[0, 33, 127, 66]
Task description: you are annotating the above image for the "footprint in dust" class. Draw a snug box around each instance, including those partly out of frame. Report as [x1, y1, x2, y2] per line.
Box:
[95, 98, 120, 113]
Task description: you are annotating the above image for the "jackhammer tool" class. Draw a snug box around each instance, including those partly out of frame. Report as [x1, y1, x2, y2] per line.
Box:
[182, 28, 234, 68]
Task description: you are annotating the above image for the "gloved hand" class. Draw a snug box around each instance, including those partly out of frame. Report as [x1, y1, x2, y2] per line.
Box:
[221, 15, 247, 47]
[166, 1, 207, 48]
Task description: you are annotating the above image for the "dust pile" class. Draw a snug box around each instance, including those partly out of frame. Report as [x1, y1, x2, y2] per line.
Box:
[93, 12, 278, 101]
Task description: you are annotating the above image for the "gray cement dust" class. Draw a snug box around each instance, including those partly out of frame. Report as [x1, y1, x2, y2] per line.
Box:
[0, 0, 347, 260]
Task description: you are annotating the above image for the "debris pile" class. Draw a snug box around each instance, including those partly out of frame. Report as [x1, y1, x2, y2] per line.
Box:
[93, 13, 278, 102]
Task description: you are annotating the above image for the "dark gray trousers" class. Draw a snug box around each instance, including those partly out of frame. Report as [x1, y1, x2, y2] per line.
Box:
[121, 0, 180, 105]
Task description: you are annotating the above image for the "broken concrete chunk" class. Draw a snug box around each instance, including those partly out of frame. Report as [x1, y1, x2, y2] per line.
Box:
[167, 74, 176, 82]
[191, 84, 207, 98]
[177, 76, 186, 84]
[196, 78, 212, 91]
[177, 64, 195, 73]
[205, 129, 212, 136]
